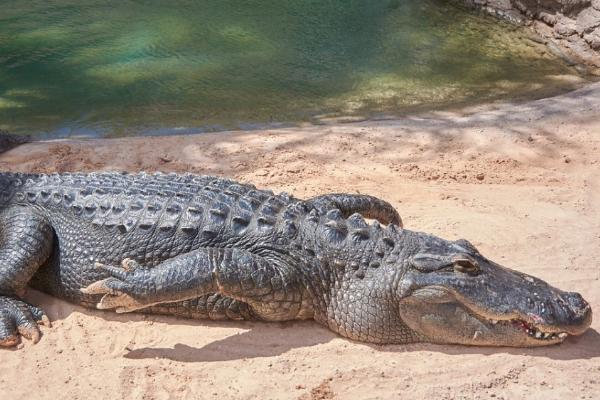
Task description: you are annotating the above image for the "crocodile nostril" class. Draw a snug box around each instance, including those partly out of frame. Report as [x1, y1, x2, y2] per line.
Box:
[565, 291, 589, 312]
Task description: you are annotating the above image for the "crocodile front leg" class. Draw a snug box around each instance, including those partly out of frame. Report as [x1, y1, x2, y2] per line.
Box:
[81, 248, 306, 321]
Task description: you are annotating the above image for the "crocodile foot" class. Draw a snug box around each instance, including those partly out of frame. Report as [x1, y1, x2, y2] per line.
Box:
[0, 296, 50, 347]
[80, 258, 151, 313]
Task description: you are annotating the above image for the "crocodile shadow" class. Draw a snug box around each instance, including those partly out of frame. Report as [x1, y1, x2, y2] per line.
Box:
[375, 327, 600, 362]
[122, 324, 600, 363]
[122, 320, 336, 362]
[26, 288, 600, 363]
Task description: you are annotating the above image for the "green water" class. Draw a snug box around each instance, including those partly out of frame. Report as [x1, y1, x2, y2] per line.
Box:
[0, 0, 585, 138]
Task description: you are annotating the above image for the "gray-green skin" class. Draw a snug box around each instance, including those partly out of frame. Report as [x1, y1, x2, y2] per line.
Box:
[0, 171, 592, 348]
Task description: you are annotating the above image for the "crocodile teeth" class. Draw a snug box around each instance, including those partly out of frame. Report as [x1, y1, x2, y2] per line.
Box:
[501, 318, 564, 340]
[491, 319, 498, 324]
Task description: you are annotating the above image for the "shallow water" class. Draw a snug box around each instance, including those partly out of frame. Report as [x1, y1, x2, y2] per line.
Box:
[0, 0, 586, 138]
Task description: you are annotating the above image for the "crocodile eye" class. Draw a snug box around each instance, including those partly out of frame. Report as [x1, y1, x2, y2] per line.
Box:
[453, 239, 480, 255]
[452, 257, 480, 275]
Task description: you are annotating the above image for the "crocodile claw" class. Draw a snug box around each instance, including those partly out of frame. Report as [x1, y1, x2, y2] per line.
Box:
[91, 260, 137, 280]
[80, 277, 125, 296]
[120, 258, 140, 272]
[80, 259, 150, 313]
[99, 293, 148, 313]
[81, 278, 148, 313]
[0, 296, 50, 347]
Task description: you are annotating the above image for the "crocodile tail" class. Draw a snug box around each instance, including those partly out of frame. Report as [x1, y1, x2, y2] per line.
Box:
[308, 193, 402, 227]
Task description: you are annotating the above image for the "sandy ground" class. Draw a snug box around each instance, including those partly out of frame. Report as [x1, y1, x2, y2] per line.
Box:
[0, 83, 599, 399]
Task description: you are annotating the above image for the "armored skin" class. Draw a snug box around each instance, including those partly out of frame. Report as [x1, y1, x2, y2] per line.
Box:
[0, 171, 592, 347]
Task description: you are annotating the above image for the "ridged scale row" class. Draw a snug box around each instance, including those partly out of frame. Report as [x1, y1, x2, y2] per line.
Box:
[2, 172, 300, 241]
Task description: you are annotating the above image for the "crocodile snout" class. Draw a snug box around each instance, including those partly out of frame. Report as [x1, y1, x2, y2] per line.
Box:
[563, 291, 592, 336]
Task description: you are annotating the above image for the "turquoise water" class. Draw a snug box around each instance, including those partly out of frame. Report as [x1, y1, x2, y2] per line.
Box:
[0, 0, 584, 138]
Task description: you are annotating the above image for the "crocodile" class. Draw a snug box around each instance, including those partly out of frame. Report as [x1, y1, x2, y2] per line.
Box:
[0, 171, 592, 347]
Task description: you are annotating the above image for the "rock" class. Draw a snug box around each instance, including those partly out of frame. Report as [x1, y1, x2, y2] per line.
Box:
[450, 0, 600, 74]
[576, 8, 600, 33]
[486, 0, 512, 12]
[584, 30, 600, 50]
[539, 11, 558, 26]
[0, 130, 30, 153]
[554, 20, 579, 37]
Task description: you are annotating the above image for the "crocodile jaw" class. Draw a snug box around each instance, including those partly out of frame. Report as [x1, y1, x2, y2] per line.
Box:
[398, 286, 591, 347]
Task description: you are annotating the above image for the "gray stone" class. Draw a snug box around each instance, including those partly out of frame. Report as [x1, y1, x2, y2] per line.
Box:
[576, 8, 600, 33]
[450, 0, 600, 73]
[554, 19, 579, 36]
[584, 30, 600, 49]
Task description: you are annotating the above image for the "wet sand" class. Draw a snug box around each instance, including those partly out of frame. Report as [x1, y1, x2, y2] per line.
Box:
[0, 83, 599, 399]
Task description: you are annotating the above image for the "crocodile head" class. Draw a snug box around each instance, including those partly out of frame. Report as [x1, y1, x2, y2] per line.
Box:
[396, 234, 592, 347]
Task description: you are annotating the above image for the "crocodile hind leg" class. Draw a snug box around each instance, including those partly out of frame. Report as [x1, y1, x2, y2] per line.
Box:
[0, 208, 54, 347]
[308, 193, 402, 227]
[0, 296, 50, 346]
[81, 247, 306, 321]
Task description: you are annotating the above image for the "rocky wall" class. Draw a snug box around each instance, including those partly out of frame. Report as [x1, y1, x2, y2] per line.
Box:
[452, 0, 600, 73]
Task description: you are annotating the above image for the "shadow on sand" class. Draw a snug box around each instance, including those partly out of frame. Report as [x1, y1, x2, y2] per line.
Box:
[121, 323, 600, 363]
[123, 321, 336, 362]
[21, 288, 600, 363]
